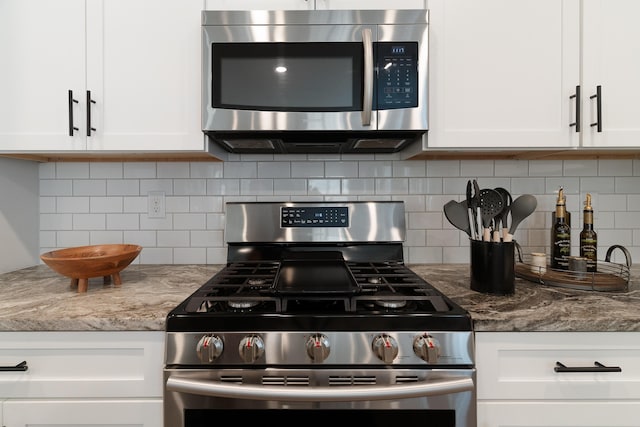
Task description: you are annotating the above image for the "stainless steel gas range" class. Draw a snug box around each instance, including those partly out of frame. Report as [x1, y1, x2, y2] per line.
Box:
[164, 201, 476, 427]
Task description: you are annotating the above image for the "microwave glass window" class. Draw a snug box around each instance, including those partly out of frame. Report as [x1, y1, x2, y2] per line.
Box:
[211, 43, 363, 112]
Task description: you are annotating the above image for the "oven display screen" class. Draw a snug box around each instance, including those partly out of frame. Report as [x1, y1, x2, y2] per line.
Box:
[281, 206, 348, 227]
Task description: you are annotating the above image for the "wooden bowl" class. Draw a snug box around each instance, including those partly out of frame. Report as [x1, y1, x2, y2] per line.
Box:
[40, 244, 142, 293]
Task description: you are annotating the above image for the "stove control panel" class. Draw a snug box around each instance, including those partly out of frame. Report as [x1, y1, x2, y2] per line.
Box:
[281, 206, 349, 227]
[168, 331, 473, 366]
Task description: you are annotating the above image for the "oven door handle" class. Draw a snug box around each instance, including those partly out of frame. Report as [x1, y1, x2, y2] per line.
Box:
[166, 376, 474, 402]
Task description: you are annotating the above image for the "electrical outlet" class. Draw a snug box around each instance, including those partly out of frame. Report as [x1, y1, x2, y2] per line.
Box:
[148, 191, 165, 218]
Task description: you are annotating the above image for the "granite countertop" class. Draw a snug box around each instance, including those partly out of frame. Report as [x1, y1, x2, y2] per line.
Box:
[1, 264, 639, 333]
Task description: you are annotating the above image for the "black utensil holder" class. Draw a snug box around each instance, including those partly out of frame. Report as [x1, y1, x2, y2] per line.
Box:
[470, 240, 515, 295]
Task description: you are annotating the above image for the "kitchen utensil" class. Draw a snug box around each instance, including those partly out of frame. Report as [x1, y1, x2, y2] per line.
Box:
[504, 194, 538, 242]
[466, 180, 478, 240]
[494, 187, 512, 241]
[478, 188, 504, 241]
[443, 200, 472, 237]
[472, 179, 482, 240]
[40, 244, 142, 293]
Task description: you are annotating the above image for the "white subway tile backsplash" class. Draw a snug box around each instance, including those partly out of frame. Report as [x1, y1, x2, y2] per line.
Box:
[90, 163, 123, 179]
[90, 197, 123, 213]
[615, 177, 640, 194]
[56, 163, 89, 179]
[73, 179, 106, 196]
[124, 162, 156, 178]
[40, 179, 73, 196]
[36, 159, 640, 265]
[174, 213, 206, 230]
[90, 231, 123, 245]
[57, 231, 90, 247]
[157, 230, 190, 247]
[258, 162, 291, 178]
[40, 213, 72, 230]
[174, 179, 206, 196]
[57, 197, 90, 213]
[106, 213, 139, 230]
[158, 162, 190, 178]
[73, 213, 106, 230]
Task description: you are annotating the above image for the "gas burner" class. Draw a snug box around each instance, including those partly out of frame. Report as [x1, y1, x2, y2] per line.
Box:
[374, 298, 407, 309]
[367, 276, 385, 285]
[228, 300, 260, 310]
[247, 278, 266, 286]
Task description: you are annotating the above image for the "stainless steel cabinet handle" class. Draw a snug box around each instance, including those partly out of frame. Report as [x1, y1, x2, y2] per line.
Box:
[569, 85, 580, 132]
[167, 376, 473, 401]
[86, 90, 97, 136]
[361, 27, 373, 127]
[68, 90, 79, 136]
[554, 361, 621, 373]
[590, 85, 602, 132]
[0, 361, 28, 372]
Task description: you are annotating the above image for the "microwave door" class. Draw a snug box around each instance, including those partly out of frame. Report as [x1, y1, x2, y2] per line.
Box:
[203, 24, 377, 132]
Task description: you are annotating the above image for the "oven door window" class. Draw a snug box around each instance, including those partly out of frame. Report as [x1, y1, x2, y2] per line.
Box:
[186, 409, 455, 426]
[211, 42, 363, 112]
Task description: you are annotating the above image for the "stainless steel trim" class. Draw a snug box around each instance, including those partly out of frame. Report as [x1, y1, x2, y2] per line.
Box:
[361, 27, 373, 127]
[224, 201, 406, 243]
[166, 375, 474, 401]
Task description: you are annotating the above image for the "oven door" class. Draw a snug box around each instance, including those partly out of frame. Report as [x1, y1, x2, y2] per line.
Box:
[164, 368, 476, 427]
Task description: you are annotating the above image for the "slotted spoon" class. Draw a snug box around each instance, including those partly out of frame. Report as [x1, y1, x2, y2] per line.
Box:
[478, 188, 504, 241]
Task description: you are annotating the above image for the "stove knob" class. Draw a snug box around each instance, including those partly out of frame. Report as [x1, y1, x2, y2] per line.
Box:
[372, 334, 399, 364]
[413, 334, 439, 364]
[305, 334, 330, 363]
[238, 335, 265, 363]
[196, 335, 224, 363]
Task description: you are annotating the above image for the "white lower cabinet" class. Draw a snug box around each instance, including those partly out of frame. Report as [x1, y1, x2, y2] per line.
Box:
[476, 332, 640, 427]
[0, 331, 164, 427]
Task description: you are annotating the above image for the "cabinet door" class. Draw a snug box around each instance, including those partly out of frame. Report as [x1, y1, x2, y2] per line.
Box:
[426, 0, 580, 149]
[85, 0, 205, 152]
[479, 401, 640, 427]
[3, 399, 162, 427]
[316, 0, 425, 9]
[0, 0, 87, 151]
[581, 0, 640, 148]
[203, 0, 314, 10]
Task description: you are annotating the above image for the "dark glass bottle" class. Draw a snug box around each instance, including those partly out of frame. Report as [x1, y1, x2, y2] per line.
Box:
[551, 187, 571, 270]
[580, 193, 598, 272]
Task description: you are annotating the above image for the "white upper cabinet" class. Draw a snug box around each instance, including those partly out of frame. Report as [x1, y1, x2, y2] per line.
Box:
[0, 0, 205, 153]
[0, 0, 87, 151]
[425, 0, 581, 149]
[580, 0, 640, 148]
[203, 0, 314, 10]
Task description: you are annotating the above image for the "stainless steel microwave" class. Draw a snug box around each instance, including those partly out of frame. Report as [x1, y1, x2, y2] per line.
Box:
[202, 9, 429, 154]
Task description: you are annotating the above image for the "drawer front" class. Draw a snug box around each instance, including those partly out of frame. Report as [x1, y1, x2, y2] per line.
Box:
[0, 331, 164, 399]
[477, 332, 640, 400]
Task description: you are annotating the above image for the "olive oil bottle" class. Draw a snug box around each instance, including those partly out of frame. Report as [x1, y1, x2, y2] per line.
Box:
[580, 193, 598, 272]
[551, 187, 571, 270]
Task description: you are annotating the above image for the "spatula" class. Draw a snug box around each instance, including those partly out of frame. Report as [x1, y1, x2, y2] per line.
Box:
[503, 194, 537, 242]
[443, 200, 472, 238]
[478, 188, 504, 241]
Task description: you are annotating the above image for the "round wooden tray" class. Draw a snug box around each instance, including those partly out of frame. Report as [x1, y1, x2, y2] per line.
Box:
[515, 245, 631, 292]
[40, 244, 142, 293]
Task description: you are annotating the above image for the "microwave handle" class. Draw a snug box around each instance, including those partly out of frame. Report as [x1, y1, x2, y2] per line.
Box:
[361, 28, 373, 127]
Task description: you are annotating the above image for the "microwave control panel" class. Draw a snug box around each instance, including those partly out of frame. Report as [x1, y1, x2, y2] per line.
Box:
[375, 42, 419, 110]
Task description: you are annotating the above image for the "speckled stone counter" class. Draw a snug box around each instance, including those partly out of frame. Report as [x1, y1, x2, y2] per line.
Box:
[1, 264, 639, 332]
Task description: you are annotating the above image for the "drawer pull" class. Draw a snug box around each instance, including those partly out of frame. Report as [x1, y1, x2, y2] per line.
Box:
[0, 361, 28, 372]
[554, 361, 621, 373]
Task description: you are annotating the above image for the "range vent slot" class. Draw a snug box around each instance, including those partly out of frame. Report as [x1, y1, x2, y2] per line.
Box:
[262, 376, 310, 386]
[329, 376, 377, 386]
[220, 375, 243, 384]
[395, 375, 420, 384]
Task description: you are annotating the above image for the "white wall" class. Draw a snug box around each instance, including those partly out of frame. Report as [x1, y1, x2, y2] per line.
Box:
[0, 158, 39, 273]
[37, 156, 640, 266]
